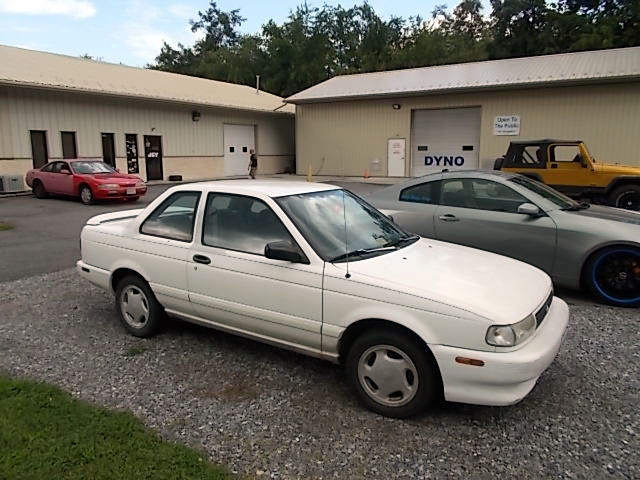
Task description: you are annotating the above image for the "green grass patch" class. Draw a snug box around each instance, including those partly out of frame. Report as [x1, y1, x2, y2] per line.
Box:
[0, 223, 13, 231]
[0, 376, 231, 480]
[124, 345, 147, 357]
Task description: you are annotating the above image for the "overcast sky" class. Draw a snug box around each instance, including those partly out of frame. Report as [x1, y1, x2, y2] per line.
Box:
[0, 0, 488, 66]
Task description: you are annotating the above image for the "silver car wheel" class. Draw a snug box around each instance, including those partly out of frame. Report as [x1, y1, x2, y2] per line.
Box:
[80, 186, 92, 204]
[357, 344, 419, 407]
[120, 285, 150, 328]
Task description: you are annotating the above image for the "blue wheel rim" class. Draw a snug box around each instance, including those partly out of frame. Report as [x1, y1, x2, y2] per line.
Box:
[592, 248, 640, 304]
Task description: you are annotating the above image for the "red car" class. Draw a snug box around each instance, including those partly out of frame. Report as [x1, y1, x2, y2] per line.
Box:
[26, 160, 147, 205]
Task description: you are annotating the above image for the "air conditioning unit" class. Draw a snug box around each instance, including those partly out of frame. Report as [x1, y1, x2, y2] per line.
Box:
[0, 175, 25, 193]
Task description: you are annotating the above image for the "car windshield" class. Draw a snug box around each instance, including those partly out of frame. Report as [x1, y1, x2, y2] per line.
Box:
[71, 161, 115, 174]
[508, 175, 580, 209]
[276, 189, 417, 262]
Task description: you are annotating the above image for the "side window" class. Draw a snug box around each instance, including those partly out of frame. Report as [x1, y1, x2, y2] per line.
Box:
[41, 163, 56, 173]
[550, 145, 582, 163]
[202, 193, 295, 256]
[511, 146, 543, 167]
[441, 178, 528, 213]
[140, 191, 201, 241]
[399, 181, 440, 204]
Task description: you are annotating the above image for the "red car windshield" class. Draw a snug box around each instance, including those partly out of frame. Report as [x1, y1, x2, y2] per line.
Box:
[71, 161, 116, 174]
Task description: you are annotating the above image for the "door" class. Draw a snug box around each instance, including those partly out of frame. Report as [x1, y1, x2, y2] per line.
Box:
[411, 108, 480, 176]
[61, 131, 77, 159]
[144, 135, 163, 181]
[223, 124, 255, 177]
[47, 162, 74, 194]
[30, 130, 49, 168]
[392, 178, 442, 238]
[101, 133, 116, 167]
[125, 134, 139, 174]
[543, 143, 596, 191]
[434, 177, 557, 273]
[387, 138, 405, 176]
[188, 192, 323, 350]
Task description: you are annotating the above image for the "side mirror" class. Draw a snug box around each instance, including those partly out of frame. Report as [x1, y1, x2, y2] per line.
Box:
[61, 169, 71, 175]
[265, 241, 308, 264]
[517, 202, 542, 216]
[115, 168, 120, 173]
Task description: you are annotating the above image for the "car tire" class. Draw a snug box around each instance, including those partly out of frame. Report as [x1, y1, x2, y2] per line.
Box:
[32, 180, 47, 199]
[115, 275, 164, 337]
[80, 185, 94, 205]
[346, 329, 440, 418]
[609, 184, 640, 211]
[584, 247, 640, 308]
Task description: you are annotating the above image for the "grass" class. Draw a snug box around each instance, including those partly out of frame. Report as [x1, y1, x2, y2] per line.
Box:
[0, 376, 231, 480]
[124, 345, 147, 357]
[0, 223, 14, 231]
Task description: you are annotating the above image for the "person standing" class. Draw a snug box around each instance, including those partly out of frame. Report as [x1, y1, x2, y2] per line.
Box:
[248, 149, 258, 179]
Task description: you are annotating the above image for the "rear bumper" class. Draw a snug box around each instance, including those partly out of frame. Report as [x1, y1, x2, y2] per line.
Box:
[76, 260, 111, 291]
[431, 297, 569, 406]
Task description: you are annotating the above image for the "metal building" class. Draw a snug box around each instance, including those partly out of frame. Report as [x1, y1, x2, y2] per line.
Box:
[287, 47, 640, 178]
[0, 45, 295, 188]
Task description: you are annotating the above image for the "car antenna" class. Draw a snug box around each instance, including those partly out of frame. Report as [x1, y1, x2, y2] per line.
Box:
[342, 189, 351, 279]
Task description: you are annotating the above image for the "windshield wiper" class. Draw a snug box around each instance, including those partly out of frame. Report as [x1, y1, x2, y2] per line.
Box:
[330, 246, 397, 263]
[384, 234, 420, 248]
[561, 202, 590, 211]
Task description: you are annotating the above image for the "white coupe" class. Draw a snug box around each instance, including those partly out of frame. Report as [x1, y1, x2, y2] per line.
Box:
[77, 180, 569, 417]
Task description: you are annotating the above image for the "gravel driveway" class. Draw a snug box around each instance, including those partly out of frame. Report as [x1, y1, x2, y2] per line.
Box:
[1, 269, 637, 479]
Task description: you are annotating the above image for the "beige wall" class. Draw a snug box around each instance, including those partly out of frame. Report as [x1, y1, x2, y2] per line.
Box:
[295, 82, 640, 176]
[0, 86, 295, 182]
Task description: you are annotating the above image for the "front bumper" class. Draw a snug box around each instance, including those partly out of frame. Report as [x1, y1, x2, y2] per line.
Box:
[431, 296, 569, 406]
[94, 186, 147, 199]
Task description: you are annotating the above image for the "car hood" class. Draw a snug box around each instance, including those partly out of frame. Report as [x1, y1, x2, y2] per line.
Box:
[341, 238, 552, 324]
[568, 204, 640, 226]
[593, 163, 640, 175]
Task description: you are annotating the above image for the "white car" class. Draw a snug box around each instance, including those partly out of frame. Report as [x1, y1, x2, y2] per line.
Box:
[77, 180, 569, 417]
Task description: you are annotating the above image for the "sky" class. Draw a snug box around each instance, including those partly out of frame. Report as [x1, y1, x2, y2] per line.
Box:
[0, 0, 469, 67]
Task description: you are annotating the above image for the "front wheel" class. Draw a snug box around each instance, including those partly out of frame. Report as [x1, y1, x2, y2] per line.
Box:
[80, 185, 94, 205]
[32, 181, 47, 199]
[346, 329, 440, 418]
[609, 184, 640, 211]
[585, 247, 640, 307]
[115, 275, 164, 337]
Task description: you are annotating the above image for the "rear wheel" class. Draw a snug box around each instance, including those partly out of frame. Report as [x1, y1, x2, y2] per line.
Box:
[585, 247, 640, 307]
[115, 275, 164, 337]
[32, 181, 47, 199]
[80, 185, 94, 205]
[346, 329, 439, 418]
[609, 184, 640, 211]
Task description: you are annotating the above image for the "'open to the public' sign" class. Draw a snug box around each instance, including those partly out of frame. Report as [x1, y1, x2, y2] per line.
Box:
[494, 115, 521, 136]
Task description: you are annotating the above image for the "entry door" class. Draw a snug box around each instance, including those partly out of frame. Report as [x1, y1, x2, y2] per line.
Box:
[411, 108, 480, 177]
[223, 124, 255, 177]
[30, 130, 48, 168]
[144, 135, 163, 181]
[387, 138, 405, 176]
[101, 133, 116, 167]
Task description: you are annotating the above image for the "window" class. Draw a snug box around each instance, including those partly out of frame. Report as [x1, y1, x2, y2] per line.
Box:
[441, 178, 528, 213]
[202, 193, 295, 256]
[71, 161, 115, 174]
[399, 181, 440, 204]
[125, 134, 139, 174]
[509, 145, 544, 168]
[101, 133, 116, 167]
[61, 131, 77, 159]
[53, 162, 71, 173]
[140, 191, 201, 241]
[30, 130, 49, 168]
[550, 145, 583, 163]
[41, 162, 56, 172]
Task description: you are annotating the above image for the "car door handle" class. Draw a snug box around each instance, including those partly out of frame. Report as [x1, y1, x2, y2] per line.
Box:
[438, 214, 459, 222]
[192, 254, 211, 265]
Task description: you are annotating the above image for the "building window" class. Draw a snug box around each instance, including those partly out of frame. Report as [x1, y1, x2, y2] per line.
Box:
[61, 131, 77, 159]
[125, 134, 139, 174]
[30, 130, 49, 168]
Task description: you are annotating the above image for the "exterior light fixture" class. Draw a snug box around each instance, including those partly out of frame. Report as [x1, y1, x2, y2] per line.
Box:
[192, 110, 201, 122]
[392, 103, 401, 110]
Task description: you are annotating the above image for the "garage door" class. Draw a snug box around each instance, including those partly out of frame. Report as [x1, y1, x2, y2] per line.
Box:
[224, 124, 255, 177]
[411, 107, 480, 177]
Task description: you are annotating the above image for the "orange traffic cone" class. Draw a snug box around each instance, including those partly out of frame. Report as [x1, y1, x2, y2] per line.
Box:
[364, 169, 369, 179]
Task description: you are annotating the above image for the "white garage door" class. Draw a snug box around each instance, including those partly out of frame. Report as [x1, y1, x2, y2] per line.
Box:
[224, 124, 255, 177]
[411, 107, 480, 177]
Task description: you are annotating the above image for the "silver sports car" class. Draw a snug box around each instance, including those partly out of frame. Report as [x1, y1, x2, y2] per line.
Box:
[367, 170, 640, 307]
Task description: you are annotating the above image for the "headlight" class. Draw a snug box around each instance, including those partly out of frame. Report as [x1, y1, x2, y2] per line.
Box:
[135, 181, 145, 188]
[486, 314, 537, 347]
[98, 183, 120, 189]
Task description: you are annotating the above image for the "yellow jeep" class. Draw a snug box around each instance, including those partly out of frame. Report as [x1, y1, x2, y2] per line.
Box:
[494, 139, 640, 210]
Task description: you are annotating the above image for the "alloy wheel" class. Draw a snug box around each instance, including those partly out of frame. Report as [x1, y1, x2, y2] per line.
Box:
[593, 249, 640, 304]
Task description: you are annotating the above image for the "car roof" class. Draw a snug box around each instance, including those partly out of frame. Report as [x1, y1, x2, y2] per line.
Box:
[177, 179, 342, 198]
[508, 139, 582, 145]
